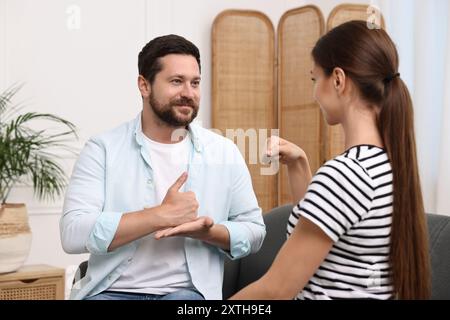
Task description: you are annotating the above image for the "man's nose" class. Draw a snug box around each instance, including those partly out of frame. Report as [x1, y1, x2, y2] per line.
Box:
[180, 83, 196, 99]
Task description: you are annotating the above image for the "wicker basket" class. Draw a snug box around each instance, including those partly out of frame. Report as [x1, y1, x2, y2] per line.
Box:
[0, 204, 32, 273]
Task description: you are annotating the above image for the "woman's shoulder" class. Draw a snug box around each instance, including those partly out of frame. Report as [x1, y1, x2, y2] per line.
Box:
[315, 145, 389, 190]
[340, 144, 387, 160]
[325, 145, 389, 173]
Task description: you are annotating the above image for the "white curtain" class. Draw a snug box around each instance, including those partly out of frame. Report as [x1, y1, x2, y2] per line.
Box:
[372, 0, 450, 215]
[436, 13, 450, 216]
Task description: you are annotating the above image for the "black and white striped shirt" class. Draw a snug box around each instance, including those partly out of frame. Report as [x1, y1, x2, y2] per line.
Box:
[287, 145, 393, 300]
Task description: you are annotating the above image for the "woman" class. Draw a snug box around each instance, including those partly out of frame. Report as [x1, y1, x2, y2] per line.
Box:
[230, 20, 430, 300]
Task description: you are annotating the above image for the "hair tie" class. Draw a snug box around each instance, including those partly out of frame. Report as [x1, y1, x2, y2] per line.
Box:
[384, 72, 400, 83]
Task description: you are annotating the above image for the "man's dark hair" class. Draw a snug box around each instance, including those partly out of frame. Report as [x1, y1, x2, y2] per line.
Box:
[138, 34, 201, 83]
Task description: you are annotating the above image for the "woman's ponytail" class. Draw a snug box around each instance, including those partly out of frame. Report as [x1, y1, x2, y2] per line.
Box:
[378, 77, 431, 299]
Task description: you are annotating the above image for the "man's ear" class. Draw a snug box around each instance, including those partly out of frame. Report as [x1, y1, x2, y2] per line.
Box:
[138, 75, 151, 98]
[333, 67, 346, 95]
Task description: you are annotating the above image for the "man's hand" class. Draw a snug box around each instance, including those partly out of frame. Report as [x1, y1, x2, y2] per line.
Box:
[160, 172, 199, 226]
[154, 216, 214, 240]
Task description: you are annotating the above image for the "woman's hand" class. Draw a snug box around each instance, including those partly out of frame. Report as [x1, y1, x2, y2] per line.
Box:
[265, 136, 307, 166]
[265, 136, 312, 204]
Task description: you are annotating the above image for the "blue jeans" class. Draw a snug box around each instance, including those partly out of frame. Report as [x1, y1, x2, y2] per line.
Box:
[84, 288, 204, 300]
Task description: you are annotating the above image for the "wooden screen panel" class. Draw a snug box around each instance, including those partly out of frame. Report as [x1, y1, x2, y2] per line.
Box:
[212, 10, 277, 213]
[325, 4, 385, 160]
[278, 6, 325, 206]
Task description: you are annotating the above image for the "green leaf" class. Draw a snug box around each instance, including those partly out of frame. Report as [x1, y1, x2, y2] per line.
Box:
[0, 85, 78, 204]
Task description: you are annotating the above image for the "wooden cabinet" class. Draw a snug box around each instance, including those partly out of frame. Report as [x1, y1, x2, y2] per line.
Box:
[0, 264, 65, 300]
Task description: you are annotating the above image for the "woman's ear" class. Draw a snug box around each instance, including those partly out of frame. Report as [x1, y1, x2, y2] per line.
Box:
[333, 67, 346, 95]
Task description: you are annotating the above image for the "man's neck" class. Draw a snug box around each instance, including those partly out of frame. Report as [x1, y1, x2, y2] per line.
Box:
[141, 107, 187, 144]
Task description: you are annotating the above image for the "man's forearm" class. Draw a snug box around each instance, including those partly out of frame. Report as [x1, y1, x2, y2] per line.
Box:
[108, 205, 169, 251]
[200, 224, 230, 251]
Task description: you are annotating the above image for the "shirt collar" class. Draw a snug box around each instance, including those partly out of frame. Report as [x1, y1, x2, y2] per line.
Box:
[133, 112, 202, 153]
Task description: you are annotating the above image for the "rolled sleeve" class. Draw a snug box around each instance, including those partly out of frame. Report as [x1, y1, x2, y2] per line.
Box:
[86, 211, 124, 254]
[219, 221, 253, 259]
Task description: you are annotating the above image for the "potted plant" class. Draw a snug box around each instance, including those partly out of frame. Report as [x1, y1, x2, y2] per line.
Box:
[0, 84, 77, 273]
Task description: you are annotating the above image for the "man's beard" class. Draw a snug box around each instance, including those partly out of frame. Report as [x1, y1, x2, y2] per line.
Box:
[149, 93, 199, 127]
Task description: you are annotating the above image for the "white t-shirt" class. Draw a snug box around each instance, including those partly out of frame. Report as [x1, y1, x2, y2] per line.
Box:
[109, 133, 192, 295]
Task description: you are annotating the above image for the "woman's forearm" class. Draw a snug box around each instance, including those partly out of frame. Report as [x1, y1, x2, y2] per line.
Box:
[287, 157, 312, 204]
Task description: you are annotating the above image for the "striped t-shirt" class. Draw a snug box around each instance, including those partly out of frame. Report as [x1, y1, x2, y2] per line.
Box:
[287, 145, 394, 300]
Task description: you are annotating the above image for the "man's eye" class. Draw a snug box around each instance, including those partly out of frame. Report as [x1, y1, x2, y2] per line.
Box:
[172, 79, 182, 84]
[192, 81, 200, 87]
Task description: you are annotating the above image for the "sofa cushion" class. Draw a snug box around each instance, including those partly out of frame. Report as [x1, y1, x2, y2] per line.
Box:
[427, 213, 450, 299]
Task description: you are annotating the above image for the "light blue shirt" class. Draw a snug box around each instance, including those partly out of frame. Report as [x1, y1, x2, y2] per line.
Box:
[60, 113, 266, 300]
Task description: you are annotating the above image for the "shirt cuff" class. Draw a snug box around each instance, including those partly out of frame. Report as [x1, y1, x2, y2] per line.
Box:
[218, 221, 251, 260]
[86, 211, 124, 254]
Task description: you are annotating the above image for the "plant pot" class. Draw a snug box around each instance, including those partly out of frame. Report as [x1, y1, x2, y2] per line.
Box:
[0, 203, 32, 273]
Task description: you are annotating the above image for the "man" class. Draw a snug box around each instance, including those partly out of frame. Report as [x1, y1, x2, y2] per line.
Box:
[60, 35, 266, 300]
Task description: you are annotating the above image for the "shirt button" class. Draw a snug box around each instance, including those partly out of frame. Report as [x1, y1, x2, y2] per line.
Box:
[147, 178, 153, 186]
[127, 258, 132, 263]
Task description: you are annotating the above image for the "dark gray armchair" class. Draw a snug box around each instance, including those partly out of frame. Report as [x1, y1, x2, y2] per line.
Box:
[76, 205, 450, 299]
[223, 204, 450, 300]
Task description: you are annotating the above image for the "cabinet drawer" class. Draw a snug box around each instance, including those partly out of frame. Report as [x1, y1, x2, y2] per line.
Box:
[0, 276, 65, 300]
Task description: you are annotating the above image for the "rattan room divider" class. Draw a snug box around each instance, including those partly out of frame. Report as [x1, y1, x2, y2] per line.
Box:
[212, 4, 385, 210]
[212, 10, 277, 212]
[277, 6, 324, 206]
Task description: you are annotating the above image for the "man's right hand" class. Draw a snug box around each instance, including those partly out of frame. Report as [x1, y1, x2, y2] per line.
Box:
[161, 172, 198, 226]
[108, 172, 198, 251]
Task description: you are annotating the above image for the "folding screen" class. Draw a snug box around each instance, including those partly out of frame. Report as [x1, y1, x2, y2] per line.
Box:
[212, 10, 277, 212]
[277, 6, 324, 205]
[212, 5, 385, 211]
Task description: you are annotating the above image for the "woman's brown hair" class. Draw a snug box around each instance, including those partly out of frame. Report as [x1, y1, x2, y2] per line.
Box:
[312, 20, 431, 299]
